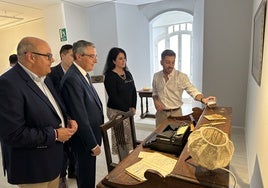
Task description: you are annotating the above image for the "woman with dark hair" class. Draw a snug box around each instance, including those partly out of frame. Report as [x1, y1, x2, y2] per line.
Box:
[103, 47, 137, 154]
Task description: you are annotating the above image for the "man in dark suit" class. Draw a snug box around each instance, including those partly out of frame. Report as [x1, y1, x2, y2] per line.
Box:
[49, 44, 73, 94]
[48, 44, 76, 188]
[0, 37, 77, 188]
[61, 40, 103, 188]
[9, 54, 18, 67]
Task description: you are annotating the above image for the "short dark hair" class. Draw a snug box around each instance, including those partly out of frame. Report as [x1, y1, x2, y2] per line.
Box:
[161, 49, 176, 60]
[59, 44, 73, 58]
[9, 54, 18, 65]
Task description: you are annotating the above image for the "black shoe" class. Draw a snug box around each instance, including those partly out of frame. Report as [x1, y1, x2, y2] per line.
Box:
[59, 177, 68, 188]
[67, 171, 76, 179]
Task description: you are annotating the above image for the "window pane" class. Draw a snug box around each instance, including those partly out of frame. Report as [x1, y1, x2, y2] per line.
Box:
[181, 34, 191, 76]
[181, 34, 191, 99]
[157, 39, 165, 71]
[180, 23, 186, 30]
[170, 35, 178, 70]
[168, 25, 173, 34]
[174, 24, 180, 31]
[187, 23, 192, 31]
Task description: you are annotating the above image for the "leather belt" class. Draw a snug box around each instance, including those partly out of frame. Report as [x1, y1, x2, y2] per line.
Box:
[162, 107, 180, 112]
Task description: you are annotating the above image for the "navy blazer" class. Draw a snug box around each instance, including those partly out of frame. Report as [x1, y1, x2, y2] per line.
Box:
[0, 64, 65, 184]
[48, 63, 64, 95]
[61, 64, 103, 151]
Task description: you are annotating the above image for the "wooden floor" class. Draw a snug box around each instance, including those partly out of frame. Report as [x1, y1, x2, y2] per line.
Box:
[0, 105, 249, 188]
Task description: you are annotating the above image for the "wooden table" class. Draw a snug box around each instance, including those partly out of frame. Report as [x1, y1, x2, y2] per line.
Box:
[137, 89, 155, 119]
[97, 106, 232, 188]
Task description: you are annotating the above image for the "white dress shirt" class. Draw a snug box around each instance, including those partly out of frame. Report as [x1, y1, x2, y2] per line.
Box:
[18, 62, 65, 127]
[152, 69, 201, 109]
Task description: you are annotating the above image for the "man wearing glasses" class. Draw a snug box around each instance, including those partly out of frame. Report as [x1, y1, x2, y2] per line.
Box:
[0, 36, 78, 188]
[61, 40, 103, 188]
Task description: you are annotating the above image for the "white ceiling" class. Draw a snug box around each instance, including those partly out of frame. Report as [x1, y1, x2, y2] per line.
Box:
[0, 0, 163, 30]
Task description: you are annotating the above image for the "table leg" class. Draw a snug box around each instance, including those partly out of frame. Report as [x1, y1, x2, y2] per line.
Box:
[140, 96, 144, 118]
[145, 97, 149, 113]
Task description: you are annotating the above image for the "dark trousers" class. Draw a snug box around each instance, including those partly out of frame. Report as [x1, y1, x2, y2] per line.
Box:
[61, 141, 76, 178]
[73, 144, 96, 188]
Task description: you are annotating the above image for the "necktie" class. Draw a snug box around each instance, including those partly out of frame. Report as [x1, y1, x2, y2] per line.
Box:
[86, 74, 102, 108]
[86, 74, 93, 86]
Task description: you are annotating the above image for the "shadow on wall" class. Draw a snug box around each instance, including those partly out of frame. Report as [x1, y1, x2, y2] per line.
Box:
[250, 156, 263, 188]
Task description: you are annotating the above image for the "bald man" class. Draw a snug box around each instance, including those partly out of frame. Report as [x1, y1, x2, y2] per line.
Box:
[0, 37, 77, 188]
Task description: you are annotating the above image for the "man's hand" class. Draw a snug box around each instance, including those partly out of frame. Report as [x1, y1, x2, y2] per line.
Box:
[56, 119, 78, 142]
[153, 97, 165, 111]
[129, 107, 136, 115]
[91, 145, 101, 156]
[67, 119, 78, 133]
[201, 96, 217, 108]
[205, 96, 217, 108]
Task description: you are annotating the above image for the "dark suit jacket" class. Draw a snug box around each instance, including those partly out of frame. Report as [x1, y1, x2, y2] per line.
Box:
[48, 63, 64, 95]
[60, 64, 103, 152]
[0, 64, 65, 184]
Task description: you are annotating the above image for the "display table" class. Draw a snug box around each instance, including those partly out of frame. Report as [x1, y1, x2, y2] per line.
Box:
[137, 89, 155, 119]
[97, 106, 232, 188]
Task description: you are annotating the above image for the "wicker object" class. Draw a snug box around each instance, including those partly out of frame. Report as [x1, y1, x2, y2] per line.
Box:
[187, 127, 234, 170]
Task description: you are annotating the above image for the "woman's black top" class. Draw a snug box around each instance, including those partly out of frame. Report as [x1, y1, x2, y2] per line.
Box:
[104, 70, 137, 112]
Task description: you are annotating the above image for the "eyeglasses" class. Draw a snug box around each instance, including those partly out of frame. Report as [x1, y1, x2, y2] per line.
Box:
[82, 54, 97, 59]
[31, 52, 53, 61]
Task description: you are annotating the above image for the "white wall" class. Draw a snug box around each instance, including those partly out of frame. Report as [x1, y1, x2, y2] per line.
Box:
[192, 0, 204, 91]
[246, 0, 268, 187]
[86, 2, 118, 76]
[44, 3, 67, 66]
[0, 2, 72, 74]
[139, 0, 195, 21]
[116, 3, 151, 90]
[203, 0, 252, 127]
[0, 19, 46, 74]
[64, 2, 90, 44]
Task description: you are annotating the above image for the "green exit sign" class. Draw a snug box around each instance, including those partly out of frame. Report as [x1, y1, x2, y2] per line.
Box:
[59, 28, 67, 42]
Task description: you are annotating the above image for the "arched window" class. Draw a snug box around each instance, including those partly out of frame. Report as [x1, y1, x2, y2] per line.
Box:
[151, 11, 193, 99]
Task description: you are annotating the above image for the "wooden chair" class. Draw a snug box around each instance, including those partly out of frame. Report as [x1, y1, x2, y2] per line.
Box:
[100, 110, 138, 172]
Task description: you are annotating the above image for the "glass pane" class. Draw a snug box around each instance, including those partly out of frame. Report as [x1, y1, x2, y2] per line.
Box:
[181, 34, 191, 99]
[157, 39, 165, 72]
[170, 35, 178, 70]
[187, 23, 192, 31]
[174, 24, 180, 31]
[168, 25, 173, 34]
[181, 34, 191, 76]
[180, 23, 186, 30]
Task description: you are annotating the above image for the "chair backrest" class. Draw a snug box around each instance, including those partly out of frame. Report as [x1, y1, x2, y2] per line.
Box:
[100, 110, 138, 172]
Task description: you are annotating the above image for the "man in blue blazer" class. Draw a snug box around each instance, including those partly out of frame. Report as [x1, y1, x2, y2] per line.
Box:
[0, 37, 77, 187]
[61, 40, 103, 188]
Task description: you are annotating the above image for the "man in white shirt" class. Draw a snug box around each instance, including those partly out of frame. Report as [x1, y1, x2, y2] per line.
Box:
[152, 49, 216, 126]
